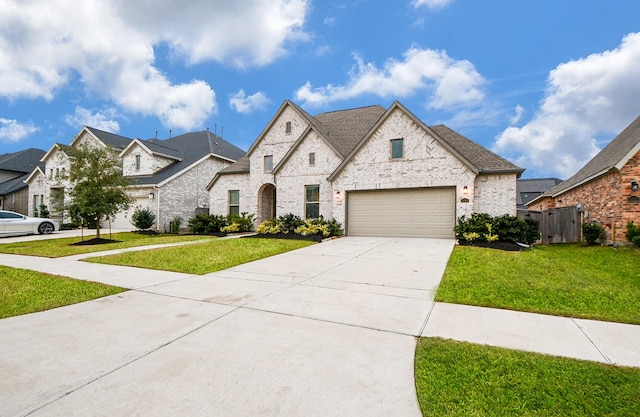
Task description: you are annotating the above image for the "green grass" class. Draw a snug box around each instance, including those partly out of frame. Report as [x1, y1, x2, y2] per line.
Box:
[415, 338, 640, 417]
[0, 232, 216, 257]
[85, 237, 315, 274]
[0, 265, 125, 318]
[436, 244, 640, 324]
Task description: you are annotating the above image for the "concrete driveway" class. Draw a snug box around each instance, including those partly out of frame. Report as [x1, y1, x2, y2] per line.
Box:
[0, 237, 454, 417]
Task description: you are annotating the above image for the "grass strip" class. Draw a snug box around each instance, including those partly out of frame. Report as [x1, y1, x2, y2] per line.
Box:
[0, 232, 216, 257]
[436, 244, 640, 324]
[415, 338, 640, 417]
[0, 265, 125, 318]
[85, 237, 315, 274]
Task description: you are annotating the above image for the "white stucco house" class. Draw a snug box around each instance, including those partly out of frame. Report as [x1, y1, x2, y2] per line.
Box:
[207, 100, 524, 238]
[27, 126, 245, 230]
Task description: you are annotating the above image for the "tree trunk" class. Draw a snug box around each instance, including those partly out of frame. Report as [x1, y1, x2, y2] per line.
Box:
[95, 218, 101, 239]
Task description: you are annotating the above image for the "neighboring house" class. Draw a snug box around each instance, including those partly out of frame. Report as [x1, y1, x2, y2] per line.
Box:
[208, 100, 523, 238]
[27, 126, 245, 230]
[0, 148, 46, 215]
[527, 115, 640, 243]
[516, 178, 563, 212]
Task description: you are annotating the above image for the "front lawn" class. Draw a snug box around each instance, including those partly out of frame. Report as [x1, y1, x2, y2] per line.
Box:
[0, 232, 216, 257]
[0, 265, 125, 318]
[436, 244, 640, 324]
[415, 338, 640, 417]
[85, 237, 315, 274]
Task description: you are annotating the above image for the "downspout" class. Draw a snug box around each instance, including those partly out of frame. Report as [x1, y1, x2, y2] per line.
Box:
[154, 186, 160, 232]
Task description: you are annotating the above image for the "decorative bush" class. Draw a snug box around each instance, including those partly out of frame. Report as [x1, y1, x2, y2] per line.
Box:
[223, 212, 255, 233]
[187, 214, 227, 233]
[582, 222, 604, 245]
[130, 206, 155, 230]
[455, 213, 540, 245]
[256, 214, 343, 238]
[625, 221, 640, 247]
[171, 216, 182, 234]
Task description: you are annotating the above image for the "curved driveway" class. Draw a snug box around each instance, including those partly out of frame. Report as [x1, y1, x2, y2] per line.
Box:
[0, 237, 454, 417]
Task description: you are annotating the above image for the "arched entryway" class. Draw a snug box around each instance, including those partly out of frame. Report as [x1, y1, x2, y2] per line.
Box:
[257, 183, 277, 223]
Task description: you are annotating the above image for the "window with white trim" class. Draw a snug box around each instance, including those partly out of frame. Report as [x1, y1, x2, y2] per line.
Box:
[305, 185, 320, 219]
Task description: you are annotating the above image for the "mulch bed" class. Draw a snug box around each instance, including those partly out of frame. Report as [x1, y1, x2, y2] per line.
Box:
[458, 240, 530, 251]
[246, 232, 325, 243]
[71, 238, 121, 246]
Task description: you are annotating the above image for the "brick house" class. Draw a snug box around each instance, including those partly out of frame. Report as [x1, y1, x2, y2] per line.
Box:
[207, 100, 523, 238]
[26, 126, 244, 230]
[527, 115, 640, 243]
[0, 148, 45, 215]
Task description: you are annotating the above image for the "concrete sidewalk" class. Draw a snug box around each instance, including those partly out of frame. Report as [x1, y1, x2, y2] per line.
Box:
[0, 236, 638, 417]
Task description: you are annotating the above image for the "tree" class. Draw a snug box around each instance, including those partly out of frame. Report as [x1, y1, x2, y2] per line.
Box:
[67, 145, 132, 239]
[131, 206, 156, 230]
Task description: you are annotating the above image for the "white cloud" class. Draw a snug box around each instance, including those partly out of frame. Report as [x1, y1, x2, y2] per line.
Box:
[495, 32, 640, 178]
[229, 90, 270, 114]
[0, 0, 309, 128]
[509, 105, 525, 125]
[412, 0, 455, 10]
[0, 119, 39, 142]
[294, 46, 485, 109]
[65, 107, 121, 132]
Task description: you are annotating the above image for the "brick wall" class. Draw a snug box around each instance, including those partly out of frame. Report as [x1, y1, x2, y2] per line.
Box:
[527, 150, 640, 243]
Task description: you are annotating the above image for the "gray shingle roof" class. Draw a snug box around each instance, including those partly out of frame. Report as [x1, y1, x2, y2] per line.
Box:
[86, 127, 133, 150]
[0, 173, 31, 195]
[429, 125, 524, 174]
[0, 148, 45, 174]
[217, 156, 250, 175]
[131, 130, 246, 185]
[538, 115, 640, 198]
[516, 178, 563, 208]
[314, 105, 386, 158]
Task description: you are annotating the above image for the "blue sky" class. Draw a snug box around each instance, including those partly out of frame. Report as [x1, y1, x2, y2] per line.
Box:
[1, 0, 639, 179]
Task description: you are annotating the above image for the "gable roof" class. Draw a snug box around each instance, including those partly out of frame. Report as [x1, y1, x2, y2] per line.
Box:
[80, 126, 132, 150]
[328, 101, 523, 181]
[131, 130, 245, 186]
[0, 173, 30, 195]
[531, 115, 640, 201]
[0, 148, 45, 174]
[516, 178, 563, 208]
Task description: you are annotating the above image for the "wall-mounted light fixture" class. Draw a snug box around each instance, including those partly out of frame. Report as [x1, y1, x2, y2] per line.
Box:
[632, 181, 639, 192]
[335, 191, 340, 196]
[149, 192, 155, 199]
[462, 186, 468, 195]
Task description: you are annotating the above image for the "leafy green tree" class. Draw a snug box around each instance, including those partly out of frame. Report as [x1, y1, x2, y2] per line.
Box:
[67, 145, 132, 239]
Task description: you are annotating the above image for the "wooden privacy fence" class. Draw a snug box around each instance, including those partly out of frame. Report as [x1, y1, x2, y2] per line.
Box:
[520, 207, 581, 244]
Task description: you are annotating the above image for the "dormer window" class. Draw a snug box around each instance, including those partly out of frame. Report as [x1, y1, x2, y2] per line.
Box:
[285, 121, 292, 134]
[135, 155, 141, 171]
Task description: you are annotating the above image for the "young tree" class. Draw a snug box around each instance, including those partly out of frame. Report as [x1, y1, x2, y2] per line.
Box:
[67, 145, 132, 239]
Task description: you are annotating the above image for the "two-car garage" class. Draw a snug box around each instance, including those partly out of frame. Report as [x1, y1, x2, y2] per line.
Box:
[346, 187, 456, 238]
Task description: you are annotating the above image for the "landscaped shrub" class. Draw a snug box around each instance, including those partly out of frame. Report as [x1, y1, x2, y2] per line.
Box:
[171, 216, 182, 234]
[625, 221, 640, 247]
[455, 213, 540, 245]
[130, 206, 155, 230]
[187, 214, 228, 233]
[222, 212, 255, 233]
[256, 214, 343, 238]
[582, 222, 604, 245]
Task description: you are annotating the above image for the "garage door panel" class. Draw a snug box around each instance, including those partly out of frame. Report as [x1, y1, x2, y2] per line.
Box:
[347, 188, 455, 238]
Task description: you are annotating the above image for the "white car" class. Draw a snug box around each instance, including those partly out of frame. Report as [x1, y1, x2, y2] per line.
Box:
[0, 210, 60, 236]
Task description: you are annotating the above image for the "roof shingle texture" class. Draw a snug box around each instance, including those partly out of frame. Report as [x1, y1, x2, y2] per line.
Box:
[541, 115, 640, 197]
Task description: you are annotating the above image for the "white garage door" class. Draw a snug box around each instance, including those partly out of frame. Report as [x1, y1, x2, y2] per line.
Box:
[347, 188, 456, 238]
[107, 198, 148, 230]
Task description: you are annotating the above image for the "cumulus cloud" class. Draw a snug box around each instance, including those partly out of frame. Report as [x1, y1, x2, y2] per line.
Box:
[0, 0, 308, 129]
[509, 105, 525, 125]
[64, 107, 121, 132]
[294, 46, 485, 109]
[0, 119, 39, 142]
[229, 90, 270, 114]
[495, 32, 640, 178]
[412, 0, 455, 10]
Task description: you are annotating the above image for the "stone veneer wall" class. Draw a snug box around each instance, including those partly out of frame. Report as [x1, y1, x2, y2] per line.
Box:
[473, 173, 518, 216]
